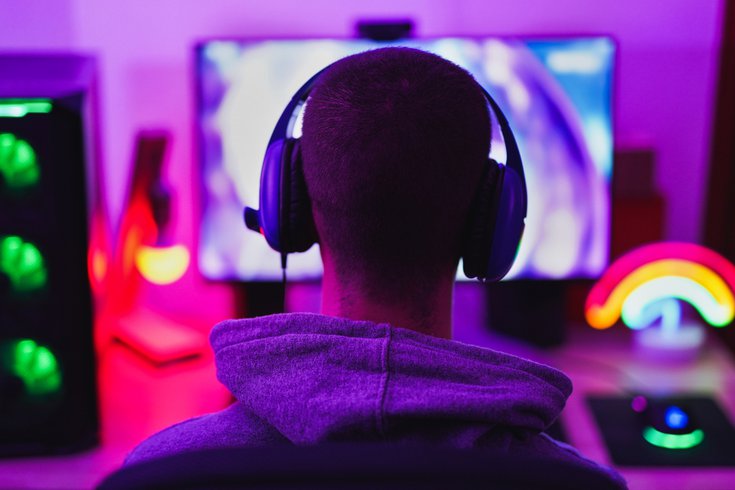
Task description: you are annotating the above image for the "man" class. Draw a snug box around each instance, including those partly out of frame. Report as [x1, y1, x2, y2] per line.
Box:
[125, 47, 624, 488]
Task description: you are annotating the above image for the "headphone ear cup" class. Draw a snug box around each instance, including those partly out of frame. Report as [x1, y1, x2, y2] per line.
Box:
[462, 162, 503, 280]
[484, 163, 526, 281]
[281, 139, 317, 253]
[258, 139, 288, 252]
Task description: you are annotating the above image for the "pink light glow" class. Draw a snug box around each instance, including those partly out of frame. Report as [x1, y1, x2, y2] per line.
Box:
[591, 243, 735, 298]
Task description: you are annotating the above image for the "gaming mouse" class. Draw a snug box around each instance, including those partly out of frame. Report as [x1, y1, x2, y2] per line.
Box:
[633, 396, 705, 449]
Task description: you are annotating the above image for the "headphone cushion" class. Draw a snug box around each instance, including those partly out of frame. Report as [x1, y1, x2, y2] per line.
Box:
[485, 165, 526, 281]
[462, 162, 502, 280]
[282, 139, 317, 253]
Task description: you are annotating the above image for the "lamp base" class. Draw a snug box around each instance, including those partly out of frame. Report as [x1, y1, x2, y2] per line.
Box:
[634, 322, 705, 362]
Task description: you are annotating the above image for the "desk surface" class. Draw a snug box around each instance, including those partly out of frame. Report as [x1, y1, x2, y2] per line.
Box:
[1, 306, 734, 489]
[456, 321, 735, 490]
[560, 328, 735, 490]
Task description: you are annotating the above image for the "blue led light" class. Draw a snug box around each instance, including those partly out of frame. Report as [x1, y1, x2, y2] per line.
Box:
[664, 406, 689, 430]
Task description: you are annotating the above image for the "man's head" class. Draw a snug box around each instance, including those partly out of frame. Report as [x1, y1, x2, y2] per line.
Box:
[301, 47, 490, 313]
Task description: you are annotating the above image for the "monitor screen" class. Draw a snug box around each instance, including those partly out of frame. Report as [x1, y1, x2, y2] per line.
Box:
[196, 37, 614, 282]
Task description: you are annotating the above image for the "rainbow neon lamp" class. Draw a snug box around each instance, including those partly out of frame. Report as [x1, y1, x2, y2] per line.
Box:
[586, 242, 735, 359]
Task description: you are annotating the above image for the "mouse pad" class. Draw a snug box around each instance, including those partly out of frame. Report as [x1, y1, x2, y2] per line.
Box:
[587, 395, 735, 467]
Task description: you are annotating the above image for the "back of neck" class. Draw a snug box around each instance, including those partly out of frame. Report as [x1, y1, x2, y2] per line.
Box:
[320, 263, 453, 339]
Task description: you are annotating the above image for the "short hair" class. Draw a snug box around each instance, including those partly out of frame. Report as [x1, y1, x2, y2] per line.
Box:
[301, 47, 490, 302]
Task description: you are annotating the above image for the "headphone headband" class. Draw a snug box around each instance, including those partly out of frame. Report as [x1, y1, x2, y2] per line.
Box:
[268, 68, 328, 146]
[271, 67, 527, 207]
[480, 88, 527, 217]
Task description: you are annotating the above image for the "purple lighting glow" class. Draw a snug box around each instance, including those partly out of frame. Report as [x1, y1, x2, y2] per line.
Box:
[631, 395, 648, 413]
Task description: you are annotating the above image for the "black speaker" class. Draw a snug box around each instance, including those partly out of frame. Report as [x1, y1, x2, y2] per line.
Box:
[0, 54, 99, 455]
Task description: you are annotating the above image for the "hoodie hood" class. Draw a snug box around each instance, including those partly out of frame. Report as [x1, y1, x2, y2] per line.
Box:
[211, 313, 572, 446]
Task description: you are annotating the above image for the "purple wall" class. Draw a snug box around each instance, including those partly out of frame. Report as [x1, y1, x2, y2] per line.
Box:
[0, 0, 724, 321]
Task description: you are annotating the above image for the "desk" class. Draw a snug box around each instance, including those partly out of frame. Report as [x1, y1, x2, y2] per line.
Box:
[456, 320, 735, 490]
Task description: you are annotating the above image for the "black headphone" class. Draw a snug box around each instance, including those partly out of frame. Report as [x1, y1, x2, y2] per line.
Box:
[244, 59, 527, 282]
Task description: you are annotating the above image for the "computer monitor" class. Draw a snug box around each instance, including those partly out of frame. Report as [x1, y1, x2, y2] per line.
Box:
[196, 37, 614, 282]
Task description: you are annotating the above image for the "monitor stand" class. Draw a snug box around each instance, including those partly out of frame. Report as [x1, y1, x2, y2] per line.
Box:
[234, 282, 286, 318]
[486, 281, 566, 347]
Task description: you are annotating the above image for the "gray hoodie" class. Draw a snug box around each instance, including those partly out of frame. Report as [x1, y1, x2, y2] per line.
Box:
[125, 313, 625, 488]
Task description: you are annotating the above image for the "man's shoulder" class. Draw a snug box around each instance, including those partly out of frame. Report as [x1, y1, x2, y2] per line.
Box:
[123, 402, 285, 466]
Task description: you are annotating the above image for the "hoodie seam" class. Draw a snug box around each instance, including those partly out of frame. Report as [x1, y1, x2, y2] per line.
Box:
[213, 330, 388, 352]
[375, 324, 392, 440]
[397, 337, 571, 400]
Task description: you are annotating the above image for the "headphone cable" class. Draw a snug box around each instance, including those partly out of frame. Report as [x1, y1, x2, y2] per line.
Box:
[281, 253, 287, 312]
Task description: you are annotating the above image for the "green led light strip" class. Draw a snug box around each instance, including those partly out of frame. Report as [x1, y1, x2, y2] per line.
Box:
[642, 426, 704, 450]
[0, 99, 52, 118]
[0, 133, 40, 189]
[8, 339, 61, 395]
[0, 235, 48, 291]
